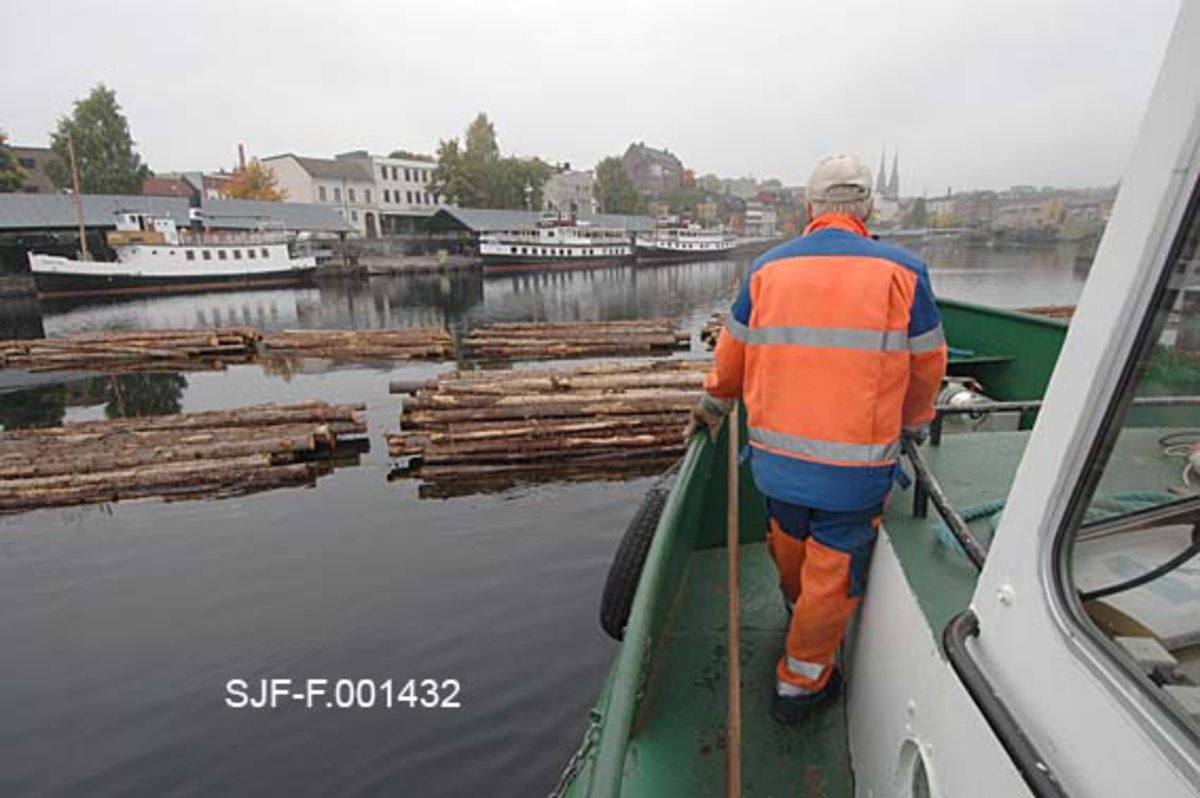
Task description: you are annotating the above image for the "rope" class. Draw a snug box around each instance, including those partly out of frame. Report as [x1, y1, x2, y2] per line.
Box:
[932, 492, 1178, 559]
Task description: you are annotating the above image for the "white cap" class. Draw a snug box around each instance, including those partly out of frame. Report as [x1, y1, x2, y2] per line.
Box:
[807, 154, 873, 204]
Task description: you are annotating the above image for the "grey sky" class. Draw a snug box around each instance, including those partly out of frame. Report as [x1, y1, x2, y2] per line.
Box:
[1, 0, 1181, 193]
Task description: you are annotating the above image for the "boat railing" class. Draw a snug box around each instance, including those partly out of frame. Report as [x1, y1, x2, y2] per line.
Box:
[582, 434, 711, 798]
[911, 395, 1200, 562]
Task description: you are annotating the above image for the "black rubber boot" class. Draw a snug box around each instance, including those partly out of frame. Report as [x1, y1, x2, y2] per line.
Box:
[772, 668, 842, 725]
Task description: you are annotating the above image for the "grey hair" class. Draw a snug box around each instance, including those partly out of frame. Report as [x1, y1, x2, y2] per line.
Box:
[810, 196, 873, 220]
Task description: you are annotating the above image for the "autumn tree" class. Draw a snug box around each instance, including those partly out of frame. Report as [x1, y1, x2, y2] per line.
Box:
[46, 84, 150, 194]
[594, 156, 644, 214]
[225, 159, 286, 201]
[0, 131, 24, 193]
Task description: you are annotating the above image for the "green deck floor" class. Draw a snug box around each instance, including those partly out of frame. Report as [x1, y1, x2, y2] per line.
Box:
[621, 544, 853, 797]
[882, 428, 1185, 633]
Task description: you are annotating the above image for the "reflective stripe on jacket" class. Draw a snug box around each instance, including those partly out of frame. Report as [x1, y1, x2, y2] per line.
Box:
[704, 213, 948, 511]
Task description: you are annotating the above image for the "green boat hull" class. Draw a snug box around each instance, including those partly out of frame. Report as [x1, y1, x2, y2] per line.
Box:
[561, 300, 1072, 797]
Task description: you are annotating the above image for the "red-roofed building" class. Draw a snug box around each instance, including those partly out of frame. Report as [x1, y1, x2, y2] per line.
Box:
[142, 176, 198, 201]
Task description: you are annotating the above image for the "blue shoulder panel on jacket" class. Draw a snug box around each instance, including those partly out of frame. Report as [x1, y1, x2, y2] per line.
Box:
[732, 231, 942, 334]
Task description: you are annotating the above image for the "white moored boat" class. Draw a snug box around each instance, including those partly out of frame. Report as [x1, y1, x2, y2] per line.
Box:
[28, 212, 318, 298]
[479, 212, 632, 271]
[634, 221, 736, 262]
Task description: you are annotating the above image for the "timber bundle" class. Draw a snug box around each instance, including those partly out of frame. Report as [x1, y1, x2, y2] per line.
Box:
[260, 328, 452, 362]
[461, 320, 689, 362]
[0, 328, 261, 373]
[386, 360, 712, 496]
[0, 401, 368, 514]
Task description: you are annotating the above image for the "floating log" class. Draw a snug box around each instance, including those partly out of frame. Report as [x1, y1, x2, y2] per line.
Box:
[0, 326, 455, 374]
[0, 328, 261, 374]
[1020, 305, 1075, 320]
[0, 401, 368, 514]
[387, 360, 711, 495]
[461, 320, 689, 362]
[260, 328, 452, 362]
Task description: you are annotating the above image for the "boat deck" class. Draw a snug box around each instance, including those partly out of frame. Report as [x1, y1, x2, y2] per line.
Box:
[882, 428, 1185, 633]
[624, 544, 853, 797]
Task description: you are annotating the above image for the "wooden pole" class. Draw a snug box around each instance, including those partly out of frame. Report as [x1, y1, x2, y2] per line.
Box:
[67, 131, 90, 262]
[726, 403, 742, 797]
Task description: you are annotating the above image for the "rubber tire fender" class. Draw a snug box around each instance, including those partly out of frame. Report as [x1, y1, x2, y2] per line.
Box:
[599, 485, 669, 641]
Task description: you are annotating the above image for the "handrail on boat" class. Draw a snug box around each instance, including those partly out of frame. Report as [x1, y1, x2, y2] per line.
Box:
[943, 610, 1070, 798]
[929, 395, 1200, 446]
[903, 438, 989, 570]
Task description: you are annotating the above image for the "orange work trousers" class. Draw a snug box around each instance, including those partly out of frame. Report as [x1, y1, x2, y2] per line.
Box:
[765, 496, 882, 695]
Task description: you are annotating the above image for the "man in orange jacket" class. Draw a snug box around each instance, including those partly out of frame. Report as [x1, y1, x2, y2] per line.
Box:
[688, 154, 948, 723]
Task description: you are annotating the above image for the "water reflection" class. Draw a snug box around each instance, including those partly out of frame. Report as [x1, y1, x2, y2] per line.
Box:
[0, 295, 45, 339]
[0, 371, 188, 430]
[10, 260, 744, 340]
[907, 240, 1089, 307]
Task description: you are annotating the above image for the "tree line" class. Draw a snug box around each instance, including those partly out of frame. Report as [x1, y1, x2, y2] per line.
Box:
[0, 84, 283, 200]
[1, 86, 655, 212]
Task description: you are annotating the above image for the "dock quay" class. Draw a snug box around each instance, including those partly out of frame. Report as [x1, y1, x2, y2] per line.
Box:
[0, 401, 368, 514]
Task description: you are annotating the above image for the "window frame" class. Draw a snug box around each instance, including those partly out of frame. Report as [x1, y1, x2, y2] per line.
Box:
[1050, 174, 1200, 747]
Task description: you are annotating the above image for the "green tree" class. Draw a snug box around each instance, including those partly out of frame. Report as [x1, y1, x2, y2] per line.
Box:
[0, 131, 25, 193]
[388, 149, 434, 162]
[905, 197, 929, 228]
[433, 113, 551, 209]
[594, 156, 644, 214]
[46, 84, 150, 194]
[464, 113, 500, 162]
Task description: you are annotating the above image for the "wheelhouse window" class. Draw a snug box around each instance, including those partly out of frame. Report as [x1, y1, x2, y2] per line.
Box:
[248, 249, 256, 259]
[202, 250, 211, 261]
[218, 250, 227, 260]
[261, 248, 269, 258]
[1056, 182, 1200, 739]
[233, 249, 242, 260]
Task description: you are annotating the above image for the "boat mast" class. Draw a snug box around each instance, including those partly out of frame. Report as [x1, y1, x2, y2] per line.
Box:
[67, 131, 90, 262]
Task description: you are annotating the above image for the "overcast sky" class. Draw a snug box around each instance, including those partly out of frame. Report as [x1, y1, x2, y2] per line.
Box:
[1, 0, 1182, 193]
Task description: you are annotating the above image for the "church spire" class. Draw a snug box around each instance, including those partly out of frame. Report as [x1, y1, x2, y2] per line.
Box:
[887, 150, 900, 200]
[876, 149, 888, 196]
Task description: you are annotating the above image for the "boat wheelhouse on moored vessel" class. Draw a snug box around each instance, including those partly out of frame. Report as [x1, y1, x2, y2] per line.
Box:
[478, 212, 633, 270]
[27, 211, 319, 298]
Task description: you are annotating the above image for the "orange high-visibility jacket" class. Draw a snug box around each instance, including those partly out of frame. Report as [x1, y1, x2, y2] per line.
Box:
[704, 214, 948, 511]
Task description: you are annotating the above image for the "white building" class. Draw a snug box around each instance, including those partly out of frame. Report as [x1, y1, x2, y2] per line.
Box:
[744, 203, 778, 237]
[543, 169, 597, 215]
[334, 151, 447, 235]
[262, 154, 380, 236]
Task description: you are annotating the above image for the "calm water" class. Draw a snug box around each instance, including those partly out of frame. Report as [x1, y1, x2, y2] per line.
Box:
[0, 243, 1088, 798]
